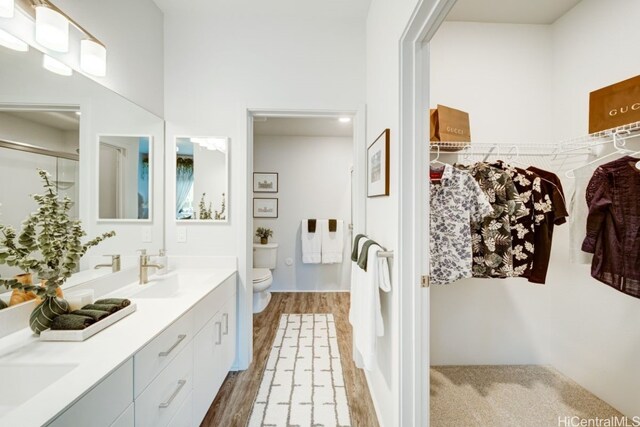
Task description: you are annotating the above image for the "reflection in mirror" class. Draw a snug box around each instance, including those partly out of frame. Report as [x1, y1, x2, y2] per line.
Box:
[0, 107, 80, 283]
[98, 136, 152, 221]
[175, 137, 228, 222]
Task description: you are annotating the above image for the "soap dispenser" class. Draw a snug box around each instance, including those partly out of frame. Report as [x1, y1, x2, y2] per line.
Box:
[157, 249, 168, 275]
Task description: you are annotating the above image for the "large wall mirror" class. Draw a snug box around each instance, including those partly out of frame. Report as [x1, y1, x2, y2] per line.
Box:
[0, 32, 164, 309]
[175, 136, 229, 222]
[98, 135, 152, 221]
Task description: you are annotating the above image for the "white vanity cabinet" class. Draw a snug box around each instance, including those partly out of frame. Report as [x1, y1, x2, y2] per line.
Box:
[43, 272, 237, 427]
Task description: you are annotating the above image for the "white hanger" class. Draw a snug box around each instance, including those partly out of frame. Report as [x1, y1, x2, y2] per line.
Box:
[430, 144, 446, 166]
[565, 130, 637, 178]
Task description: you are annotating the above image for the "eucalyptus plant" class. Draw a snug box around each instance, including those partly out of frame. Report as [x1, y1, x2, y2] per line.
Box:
[0, 169, 115, 297]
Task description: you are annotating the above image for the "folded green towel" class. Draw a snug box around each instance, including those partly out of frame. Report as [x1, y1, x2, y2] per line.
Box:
[0, 299, 7, 310]
[351, 234, 367, 262]
[357, 239, 378, 271]
[72, 309, 110, 322]
[93, 298, 131, 309]
[81, 303, 120, 314]
[51, 314, 95, 330]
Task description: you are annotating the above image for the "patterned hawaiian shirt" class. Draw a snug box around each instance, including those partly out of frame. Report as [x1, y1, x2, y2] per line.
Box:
[456, 163, 523, 278]
[491, 161, 553, 278]
[430, 164, 492, 285]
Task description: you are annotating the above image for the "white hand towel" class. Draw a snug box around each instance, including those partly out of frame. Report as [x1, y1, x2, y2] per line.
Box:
[321, 220, 344, 264]
[351, 241, 391, 371]
[301, 220, 322, 264]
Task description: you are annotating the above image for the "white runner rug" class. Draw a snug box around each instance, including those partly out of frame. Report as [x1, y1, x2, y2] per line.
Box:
[247, 314, 352, 427]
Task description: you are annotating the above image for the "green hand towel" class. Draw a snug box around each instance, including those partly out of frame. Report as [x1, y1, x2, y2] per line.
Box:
[351, 234, 367, 262]
[93, 298, 131, 309]
[81, 303, 120, 314]
[72, 309, 110, 322]
[357, 239, 378, 271]
[51, 314, 95, 330]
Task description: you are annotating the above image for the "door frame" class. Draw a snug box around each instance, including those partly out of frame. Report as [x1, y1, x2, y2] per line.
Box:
[398, 0, 457, 425]
[238, 106, 367, 370]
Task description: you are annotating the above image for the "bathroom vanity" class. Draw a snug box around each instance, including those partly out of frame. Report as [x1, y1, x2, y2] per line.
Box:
[0, 268, 237, 427]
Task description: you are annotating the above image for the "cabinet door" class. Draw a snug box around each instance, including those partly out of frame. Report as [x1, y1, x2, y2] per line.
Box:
[220, 296, 237, 380]
[110, 403, 134, 427]
[48, 359, 133, 427]
[192, 312, 223, 425]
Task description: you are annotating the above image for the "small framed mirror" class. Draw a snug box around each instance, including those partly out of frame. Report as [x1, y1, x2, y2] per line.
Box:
[98, 135, 153, 221]
[175, 136, 229, 222]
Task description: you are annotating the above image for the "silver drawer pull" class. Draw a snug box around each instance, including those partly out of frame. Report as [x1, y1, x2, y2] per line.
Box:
[158, 334, 187, 357]
[159, 379, 186, 409]
[223, 313, 229, 335]
[215, 322, 222, 345]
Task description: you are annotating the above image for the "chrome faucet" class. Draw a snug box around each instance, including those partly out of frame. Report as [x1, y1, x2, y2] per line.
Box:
[138, 249, 164, 284]
[94, 255, 121, 272]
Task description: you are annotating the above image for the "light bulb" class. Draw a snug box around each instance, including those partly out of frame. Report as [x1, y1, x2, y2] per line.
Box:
[0, 29, 28, 52]
[43, 54, 72, 76]
[80, 39, 107, 77]
[35, 6, 69, 53]
[0, 0, 14, 18]
[339, 117, 352, 123]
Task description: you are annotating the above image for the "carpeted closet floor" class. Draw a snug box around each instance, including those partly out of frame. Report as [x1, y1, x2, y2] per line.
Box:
[431, 365, 624, 427]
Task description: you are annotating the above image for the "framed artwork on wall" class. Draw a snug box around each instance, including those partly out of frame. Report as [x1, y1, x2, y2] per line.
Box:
[253, 172, 279, 193]
[367, 129, 390, 197]
[253, 198, 278, 218]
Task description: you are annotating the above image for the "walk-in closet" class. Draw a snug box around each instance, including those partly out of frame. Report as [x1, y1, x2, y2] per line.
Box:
[427, 0, 640, 425]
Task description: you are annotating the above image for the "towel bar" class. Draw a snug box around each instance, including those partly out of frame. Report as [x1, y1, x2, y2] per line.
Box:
[377, 250, 394, 258]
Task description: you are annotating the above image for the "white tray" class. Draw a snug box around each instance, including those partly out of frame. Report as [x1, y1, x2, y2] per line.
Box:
[40, 303, 137, 342]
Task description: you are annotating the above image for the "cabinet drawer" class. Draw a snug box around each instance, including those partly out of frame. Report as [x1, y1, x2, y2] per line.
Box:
[135, 340, 193, 427]
[167, 390, 193, 427]
[110, 403, 134, 427]
[47, 359, 133, 427]
[135, 309, 194, 396]
[192, 273, 236, 333]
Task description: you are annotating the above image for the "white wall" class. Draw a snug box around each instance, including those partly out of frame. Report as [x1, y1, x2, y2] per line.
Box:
[549, 0, 640, 417]
[429, 22, 555, 365]
[0, 113, 79, 153]
[192, 147, 227, 219]
[365, 0, 426, 425]
[162, 2, 366, 370]
[253, 135, 352, 292]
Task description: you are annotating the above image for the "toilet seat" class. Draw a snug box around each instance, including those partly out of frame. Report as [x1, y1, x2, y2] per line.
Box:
[253, 268, 272, 283]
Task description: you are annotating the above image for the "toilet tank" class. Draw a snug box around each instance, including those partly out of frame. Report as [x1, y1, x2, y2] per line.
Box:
[253, 243, 278, 269]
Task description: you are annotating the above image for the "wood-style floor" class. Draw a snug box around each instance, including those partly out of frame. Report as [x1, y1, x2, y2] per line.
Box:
[201, 292, 379, 427]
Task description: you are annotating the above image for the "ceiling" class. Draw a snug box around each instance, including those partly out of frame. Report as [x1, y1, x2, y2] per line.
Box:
[446, 0, 582, 25]
[2, 111, 80, 131]
[253, 117, 353, 138]
[152, 0, 371, 20]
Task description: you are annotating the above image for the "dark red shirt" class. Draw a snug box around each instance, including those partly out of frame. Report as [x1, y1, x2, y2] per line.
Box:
[582, 156, 640, 298]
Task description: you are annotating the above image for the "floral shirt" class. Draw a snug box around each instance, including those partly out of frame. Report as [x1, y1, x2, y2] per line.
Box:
[456, 163, 523, 278]
[491, 161, 552, 278]
[430, 164, 492, 285]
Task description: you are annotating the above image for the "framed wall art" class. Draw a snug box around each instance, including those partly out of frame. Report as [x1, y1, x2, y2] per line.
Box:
[367, 129, 390, 197]
[253, 198, 278, 218]
[253, 172, 279, 193]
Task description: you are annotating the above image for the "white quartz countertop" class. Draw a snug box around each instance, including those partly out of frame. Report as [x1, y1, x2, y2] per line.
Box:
[0, 268, 236, 427]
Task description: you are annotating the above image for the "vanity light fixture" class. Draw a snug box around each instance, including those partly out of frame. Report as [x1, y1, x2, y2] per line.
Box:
[0, 28, 29, 51]
[42, 54, 72, 76]
[27, 0, 107, 76]
[0, 0, 14, 18]
[338, 117, 352, 123]
[35, 5, 69, 52]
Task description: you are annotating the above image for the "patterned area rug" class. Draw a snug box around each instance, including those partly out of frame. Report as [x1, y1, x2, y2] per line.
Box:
[247, 314, 352, 427]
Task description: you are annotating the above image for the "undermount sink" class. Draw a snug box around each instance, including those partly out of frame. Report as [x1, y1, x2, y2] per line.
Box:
[130, 272, 184, 299]
[0, 364, 78, 412]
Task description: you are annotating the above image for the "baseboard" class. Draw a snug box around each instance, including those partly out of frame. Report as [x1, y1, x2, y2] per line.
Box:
[364, 370, 385, 427]
[270, 289, 350, 293]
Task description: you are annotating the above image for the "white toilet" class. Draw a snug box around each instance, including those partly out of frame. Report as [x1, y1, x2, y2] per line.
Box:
[253, 243, 278, 313]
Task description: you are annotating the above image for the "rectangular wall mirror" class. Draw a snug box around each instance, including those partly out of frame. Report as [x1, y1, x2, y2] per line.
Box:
[175, 136, 228, 222]
[98, 135, 152, 221]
